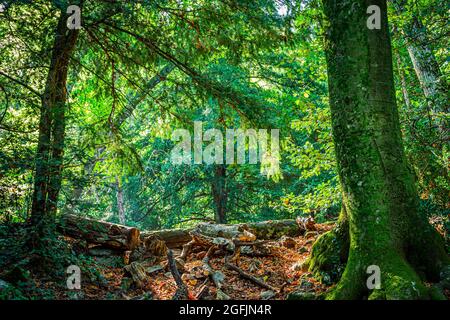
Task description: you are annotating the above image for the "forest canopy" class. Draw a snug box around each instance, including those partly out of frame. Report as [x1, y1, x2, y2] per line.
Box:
[0, 0, 448, 302]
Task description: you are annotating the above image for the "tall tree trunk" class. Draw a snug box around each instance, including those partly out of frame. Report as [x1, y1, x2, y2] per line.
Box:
[307, 0, 448, 300]
[391, 0, 449, 206]
[31, 8, 80, 230]
[115, 176, 125, 225]
[211, 164, 227, 224]
[404, 18, 449, 117]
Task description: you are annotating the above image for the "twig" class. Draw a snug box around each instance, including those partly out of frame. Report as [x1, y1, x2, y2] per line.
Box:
[195, 279, 210, 300]
[202, 246, 224, 289]
[225, 256, 277, 292]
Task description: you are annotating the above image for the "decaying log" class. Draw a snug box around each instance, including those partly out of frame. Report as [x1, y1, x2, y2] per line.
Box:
[142, 219, 303, 249]
[60, 215, 303, 253]
[141, 228, 193, 248]
[144, 235, 168, 256]
[244, 219, 304, 239]
[127, 236, 168, 264]
[124, 261, 148, 289]
[194, 224, 256, 242]
[185, 231, 272, 258]
[60, 214, 140, 250]
[191, 231, 235, 250]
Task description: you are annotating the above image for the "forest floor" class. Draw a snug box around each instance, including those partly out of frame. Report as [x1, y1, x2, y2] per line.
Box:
[5, 218, 447, 300]
[48, 223, 335, 300]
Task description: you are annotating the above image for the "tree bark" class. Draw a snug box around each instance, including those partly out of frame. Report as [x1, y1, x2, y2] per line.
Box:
[115, 176, 125, 224]
[211, 164, 227, 224]
[141, 227, 193, 249]
[31, 7, 80, 230]
[391, 0, 449, 125]
[140, 219, 303, 248]
[59, 214, 140, 250]
[394, 50, 411, 109]
[390, 1, 449, 207]
[309, 0, 449, 300]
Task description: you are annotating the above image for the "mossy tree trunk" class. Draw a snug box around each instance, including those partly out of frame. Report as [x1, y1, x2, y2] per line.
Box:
[307, 0, 448, 300]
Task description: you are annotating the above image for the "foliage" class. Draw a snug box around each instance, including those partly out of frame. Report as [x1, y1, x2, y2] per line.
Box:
[0, 0, 447, 236]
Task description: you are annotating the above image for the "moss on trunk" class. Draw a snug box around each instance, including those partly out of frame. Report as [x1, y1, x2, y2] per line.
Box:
[305, 208, 349, 284]
[308, 0, 449, 300]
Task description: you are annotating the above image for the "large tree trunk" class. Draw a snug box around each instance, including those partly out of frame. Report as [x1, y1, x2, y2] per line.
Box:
[307, 0, 448, 300]
[211, 164, 227, 224]
[31, 7, 80, 232]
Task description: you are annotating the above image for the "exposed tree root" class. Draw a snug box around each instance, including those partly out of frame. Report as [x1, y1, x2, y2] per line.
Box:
[304, 211, 349, 284]
[307, 212, 449, 300]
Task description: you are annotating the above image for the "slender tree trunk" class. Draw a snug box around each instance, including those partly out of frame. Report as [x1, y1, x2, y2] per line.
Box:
[391, 0, 449, 206]
[211, 164, 227, 224]
[31, 8, 80, 230]
[115, 176, 125, 225]
[391, 0, 449, 123]
[404, 18, 449, 115]
[65, 156, 98, 212]
[394, 51, 411, 109]
[307, 0, 448, 300]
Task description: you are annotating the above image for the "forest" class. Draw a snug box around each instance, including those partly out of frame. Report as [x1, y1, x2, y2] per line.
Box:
[0, 0, 448, 302]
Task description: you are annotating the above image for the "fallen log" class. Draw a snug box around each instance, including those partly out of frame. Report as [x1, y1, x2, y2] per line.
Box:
[141, 228, 193, 249]
[60, 216, 303, 251]
[59, 214, 140, 251]
[141, 219, 303, 248]
[193, 224, 256, 241]
[244, 219, 304, 239]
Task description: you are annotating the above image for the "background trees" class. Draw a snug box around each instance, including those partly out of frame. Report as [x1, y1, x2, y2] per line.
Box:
[0, 0, 448, 272]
